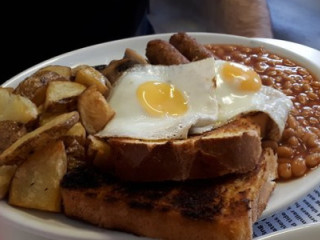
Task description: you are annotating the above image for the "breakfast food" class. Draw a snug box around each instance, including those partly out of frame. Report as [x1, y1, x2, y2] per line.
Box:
[0, 32, 319, 240]
[61, 148, 277, 240]
[78, 85, 115, 134]
[9, 140, 67, 212]
[205, 43, 320, 179]
[97, 58, 218, 140]
[14, 70, 67, 106]
[169, 32, 217, 61]
[60, 34, 292, 239]
[0, 111, 79, 166]
[146, 39, 190, 65]
[108, 118, 262, 181]
[97, 46, 291, 182]
[0, 88, 38, 123]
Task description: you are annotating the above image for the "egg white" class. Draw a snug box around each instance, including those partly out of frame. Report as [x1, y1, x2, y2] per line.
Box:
[214, 60, 293, 140]
[97, 58, 292, 141]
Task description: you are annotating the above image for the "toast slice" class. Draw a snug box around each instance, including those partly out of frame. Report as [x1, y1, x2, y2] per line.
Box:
[105, 117, 263, 181]
[61, 148, 277, 240]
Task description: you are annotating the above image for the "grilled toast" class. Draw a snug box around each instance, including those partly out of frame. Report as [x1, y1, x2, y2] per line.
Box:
[61, 148, 277, 240]
[106, 117, 263, 181]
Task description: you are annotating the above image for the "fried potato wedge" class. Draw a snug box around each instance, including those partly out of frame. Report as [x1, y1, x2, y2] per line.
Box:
[0, 121, 27, 154]
[0, 111, 79, 165]
[0, 88, 38, 123]
[2, 87, 14, 93]
[38, 112, 62, 126]
[65, 122, 86, 145]
[14, 71, 67, 106]
[44, 81, 86, 112]
[75, 65, 111, 96]
[87, 135, 112, 170]
[71, 64, 88, 76]
[9, 141, 67, 212]
[0, 165, 17, 199]
[78, 86, 114, 134]
[38, 65, 72, 80]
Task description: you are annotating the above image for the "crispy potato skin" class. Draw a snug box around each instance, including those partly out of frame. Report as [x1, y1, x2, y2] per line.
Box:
[75, 66, 110, 96]
[0, 111, 79, 166]
[38, 65, 72, 80]
[0, 165, 17, 199]
[0, 121, 27, 154]
[14, 71, 68, 106]
[63, 123, 87, 171]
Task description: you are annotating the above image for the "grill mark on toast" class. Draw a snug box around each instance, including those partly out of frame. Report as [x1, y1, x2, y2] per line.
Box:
[62, 166, 260, 221]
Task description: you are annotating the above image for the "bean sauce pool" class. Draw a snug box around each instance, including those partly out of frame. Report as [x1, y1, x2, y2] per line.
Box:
[206, 44, 320, 180]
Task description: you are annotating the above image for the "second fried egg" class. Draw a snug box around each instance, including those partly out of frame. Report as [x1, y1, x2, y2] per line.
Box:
[213, 60, 292, 140]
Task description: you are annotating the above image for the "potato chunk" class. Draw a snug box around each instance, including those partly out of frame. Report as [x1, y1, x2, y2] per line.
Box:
[0, 121, 27, 154]
[38, 112, 62, 126]
[65, 122, 86, 145]
[0, 88, 38, 123]
[14, 71, 67, 106]
[0, 111, 79, 165]
[75, 66, 111, 96]
[44, 80, 86, 112]
[0, 165, 17, 199]
[38, 65, 72, 80]
[87, 135, 112, 170]
[78, 86, 114, 134]
[9, 141, 67, 212]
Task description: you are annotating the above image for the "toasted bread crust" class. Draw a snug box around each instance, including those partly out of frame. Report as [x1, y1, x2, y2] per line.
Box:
[61, 148, 276, 240]
[107, 118, 262, 181]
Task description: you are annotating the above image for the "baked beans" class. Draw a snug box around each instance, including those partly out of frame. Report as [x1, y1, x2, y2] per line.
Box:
[207, 44, 320, 180]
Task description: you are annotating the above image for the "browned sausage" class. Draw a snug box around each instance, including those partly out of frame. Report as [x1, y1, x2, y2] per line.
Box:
[169, 32, 216, 61]
[146, 39, 189, 65]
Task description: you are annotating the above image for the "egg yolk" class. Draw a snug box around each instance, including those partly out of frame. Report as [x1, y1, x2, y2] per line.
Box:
[137, 81, 188, 117]
[221, 62, 262, 92]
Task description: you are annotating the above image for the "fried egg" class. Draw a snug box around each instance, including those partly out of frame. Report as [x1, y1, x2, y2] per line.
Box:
[212, 60, 292, 139]
[97, 58, 218, 140]
[97, 58, 292, 141]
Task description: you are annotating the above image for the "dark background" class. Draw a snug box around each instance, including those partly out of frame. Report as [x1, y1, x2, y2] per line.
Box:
[1, 1, 151, 83]
[1, 0, 319, 84]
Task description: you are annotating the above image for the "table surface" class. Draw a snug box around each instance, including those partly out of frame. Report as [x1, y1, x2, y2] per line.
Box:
[0, 38, 319, 240]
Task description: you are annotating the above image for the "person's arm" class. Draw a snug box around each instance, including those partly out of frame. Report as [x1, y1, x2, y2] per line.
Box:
[216, 0, 273, 38]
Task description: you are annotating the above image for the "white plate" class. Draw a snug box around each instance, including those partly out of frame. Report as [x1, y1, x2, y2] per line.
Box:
[1, 33, 320, 240]
[256, 223, 320, 240]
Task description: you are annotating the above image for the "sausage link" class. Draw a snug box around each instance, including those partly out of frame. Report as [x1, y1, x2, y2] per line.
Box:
[169, 32, 216, 61]
[146, 39, 189, 65]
